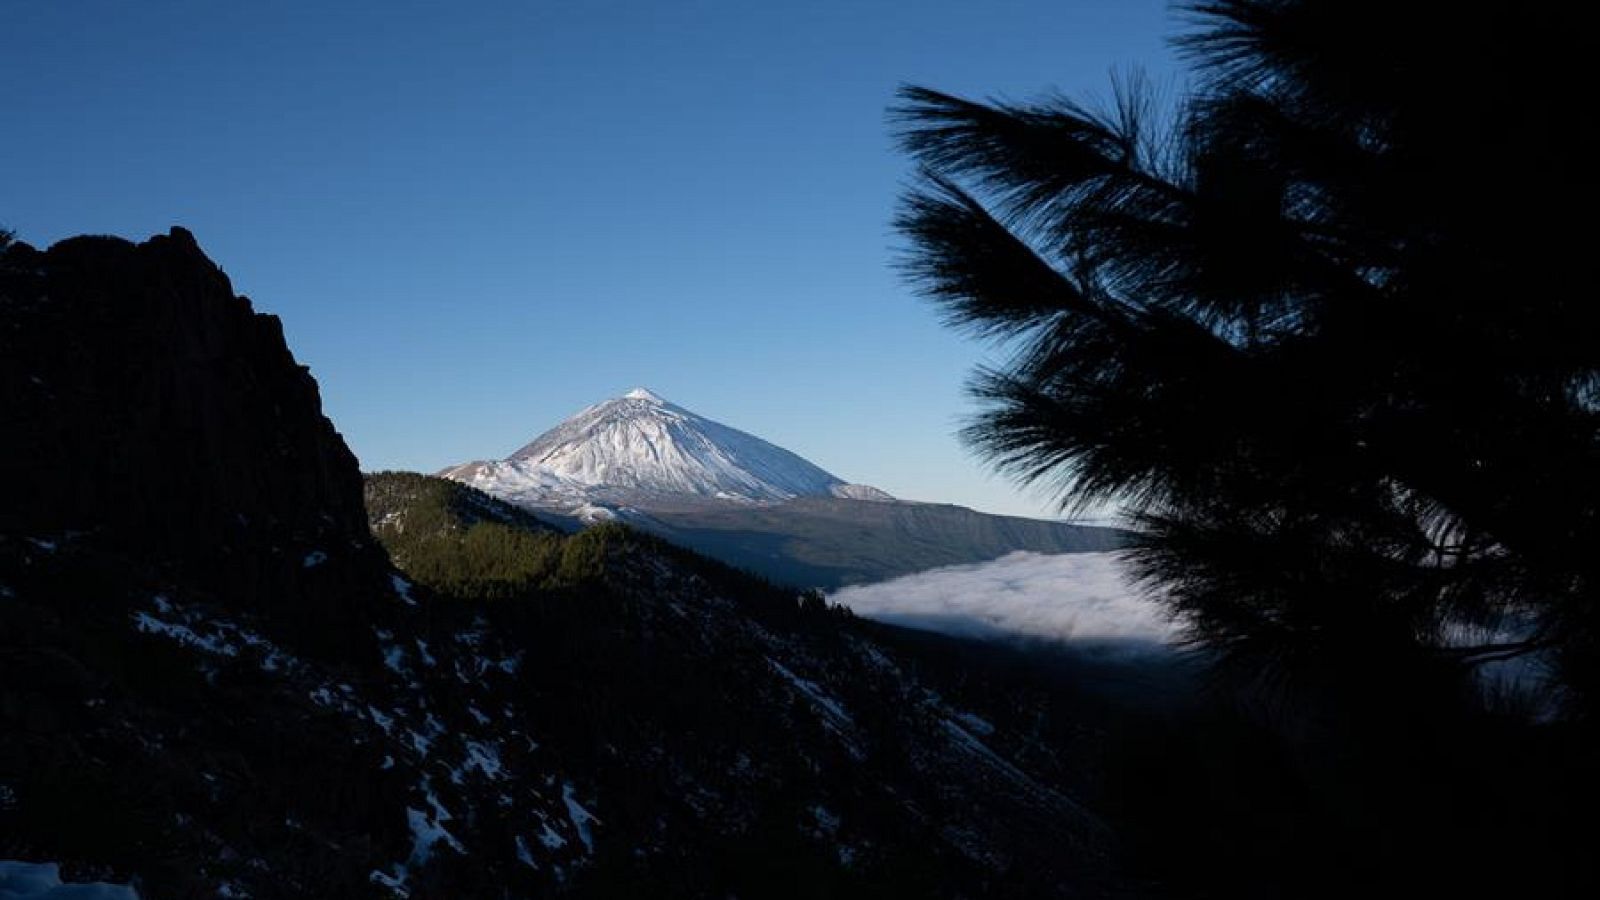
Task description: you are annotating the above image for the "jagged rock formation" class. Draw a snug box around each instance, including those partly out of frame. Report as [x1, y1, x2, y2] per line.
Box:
[0, 228, 384, 653]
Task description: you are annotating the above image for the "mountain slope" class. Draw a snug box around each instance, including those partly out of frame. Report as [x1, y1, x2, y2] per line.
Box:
[565, 495, 1126, 589]
[443, 390, 1122, 588]
[0, 229, 593, 897]
[364, 472, 1123, 897]
[1, 229, 1123, 898]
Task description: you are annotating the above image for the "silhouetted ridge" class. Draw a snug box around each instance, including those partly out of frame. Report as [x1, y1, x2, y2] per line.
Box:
[0, 227, 386, 648]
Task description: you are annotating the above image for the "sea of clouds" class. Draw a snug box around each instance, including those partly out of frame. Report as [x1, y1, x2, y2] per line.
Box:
[830, 550, 1179, 651]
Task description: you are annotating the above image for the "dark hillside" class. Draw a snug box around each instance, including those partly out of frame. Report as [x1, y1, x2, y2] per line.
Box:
[363, 472, 1133, 899]
[1, 228, 1136, 898]
[1, 229, 429, 894]
[0, 228, 384, 652]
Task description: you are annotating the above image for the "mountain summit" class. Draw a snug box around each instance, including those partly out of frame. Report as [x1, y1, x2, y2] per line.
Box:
[441, 389, 1118, 588]
[443, 389, 891, 506]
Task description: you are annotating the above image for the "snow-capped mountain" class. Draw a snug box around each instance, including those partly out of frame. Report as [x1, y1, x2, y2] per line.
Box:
[442, 388, 892, 508]
[440, 388, 1120, 588]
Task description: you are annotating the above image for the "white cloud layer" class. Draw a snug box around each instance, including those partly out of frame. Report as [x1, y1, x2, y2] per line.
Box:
[831, 551, 1177, 649]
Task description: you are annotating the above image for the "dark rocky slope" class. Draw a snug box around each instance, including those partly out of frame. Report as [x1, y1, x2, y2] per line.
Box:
[365, 473, 1135, 898]
[0, 228, 383, 654]
[0, 229, 469, 894]
[0, 230, 1134, 898]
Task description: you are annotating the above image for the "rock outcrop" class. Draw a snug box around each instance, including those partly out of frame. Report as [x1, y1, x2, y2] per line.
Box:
[0, 228, 385, 651]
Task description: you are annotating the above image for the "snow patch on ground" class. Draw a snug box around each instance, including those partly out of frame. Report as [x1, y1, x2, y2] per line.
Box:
[132, 612, 239, 657]
[514, 836, 538, 868]
[407, 785, 465, 867]
[768, 659, 852, 726]
[561, 783, 599, 854]
[367, 706, 395, 733]
[0, 861, 138, 899]
[369, 867, 408, 897]
[382, 643, 407, 675]
[391, 575, 418, 606]
[131, 600, 300, 676]
[951, 709, 995, 737]
[452, 740, 504, 784]
[811, 805, 840, 834]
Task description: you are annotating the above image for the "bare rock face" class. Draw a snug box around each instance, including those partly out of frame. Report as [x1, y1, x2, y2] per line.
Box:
[0, 228, 384, 646]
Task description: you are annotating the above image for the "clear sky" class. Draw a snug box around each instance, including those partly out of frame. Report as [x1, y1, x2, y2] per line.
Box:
[2, 0, 1179, 518]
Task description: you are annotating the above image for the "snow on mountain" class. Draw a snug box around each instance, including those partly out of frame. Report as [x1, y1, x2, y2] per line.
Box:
[444, 389, 892, 507]
[830, 483, 896, 502]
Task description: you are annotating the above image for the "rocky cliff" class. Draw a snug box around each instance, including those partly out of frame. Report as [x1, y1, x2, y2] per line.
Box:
[0, 228, 384, 652]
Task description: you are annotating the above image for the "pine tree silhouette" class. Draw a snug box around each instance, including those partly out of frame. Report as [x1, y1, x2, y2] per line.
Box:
[894, 0, 1600, 716]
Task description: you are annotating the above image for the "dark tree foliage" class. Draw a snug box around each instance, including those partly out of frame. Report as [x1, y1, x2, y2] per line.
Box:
[894, 1, 1600, 714]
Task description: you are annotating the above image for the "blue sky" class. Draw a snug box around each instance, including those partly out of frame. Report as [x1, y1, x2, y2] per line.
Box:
[2, 0, 1179, 517]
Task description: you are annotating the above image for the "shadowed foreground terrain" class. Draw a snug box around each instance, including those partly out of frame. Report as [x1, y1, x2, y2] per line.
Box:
[5, 227, 1592, 897]
[0, 227, 1174, 898]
